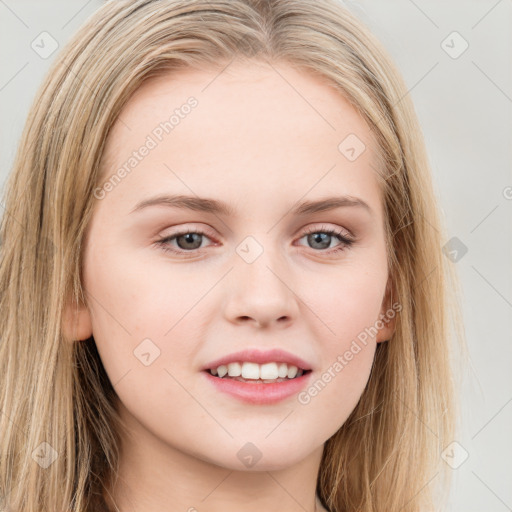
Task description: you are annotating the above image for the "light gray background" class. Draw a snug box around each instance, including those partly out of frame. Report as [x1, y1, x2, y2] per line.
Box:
[1, 1, 511, 510]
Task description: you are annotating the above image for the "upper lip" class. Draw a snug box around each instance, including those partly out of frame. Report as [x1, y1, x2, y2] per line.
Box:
[201, 348, 313, 372]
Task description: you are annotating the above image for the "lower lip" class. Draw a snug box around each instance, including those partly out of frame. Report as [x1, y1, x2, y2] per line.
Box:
[202, 370, 312, 405]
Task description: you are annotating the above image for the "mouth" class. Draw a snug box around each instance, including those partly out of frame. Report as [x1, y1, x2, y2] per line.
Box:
[204, 361, 313, 384]
[202, 363, 313, 405]
[200, 349, 314, 403]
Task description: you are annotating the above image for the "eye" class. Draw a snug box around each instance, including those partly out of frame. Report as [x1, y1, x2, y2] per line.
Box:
[155, 227, 215, 257]
[155, 224, 355, 258]
[296, 224, 354, 254]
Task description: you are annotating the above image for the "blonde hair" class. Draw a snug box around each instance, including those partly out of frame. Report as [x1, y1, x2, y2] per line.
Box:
[0, 0, 465, 510]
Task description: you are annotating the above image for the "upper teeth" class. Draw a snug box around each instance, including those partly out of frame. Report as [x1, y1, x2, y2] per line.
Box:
[210, 362, 303, 380]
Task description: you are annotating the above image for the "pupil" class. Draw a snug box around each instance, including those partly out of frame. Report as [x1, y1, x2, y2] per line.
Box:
[178, 233, 201, 249]
[309, 233, 330, 249]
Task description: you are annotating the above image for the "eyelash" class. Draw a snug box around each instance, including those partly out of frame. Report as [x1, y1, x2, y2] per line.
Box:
[155, 224, 355, 258]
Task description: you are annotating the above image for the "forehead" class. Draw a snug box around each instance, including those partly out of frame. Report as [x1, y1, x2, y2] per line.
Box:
[98, 60, 383, 216]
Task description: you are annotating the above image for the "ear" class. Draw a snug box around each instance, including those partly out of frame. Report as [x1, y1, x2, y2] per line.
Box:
[376, 276, 397, 344]
[62, 293, 93, 342]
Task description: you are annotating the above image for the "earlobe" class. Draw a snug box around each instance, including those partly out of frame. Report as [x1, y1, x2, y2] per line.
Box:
[376, 277, 397, 344]
[62, 295, 93, 342]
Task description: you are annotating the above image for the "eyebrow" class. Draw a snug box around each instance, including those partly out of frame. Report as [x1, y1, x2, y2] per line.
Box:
[129, 194, 373, 217]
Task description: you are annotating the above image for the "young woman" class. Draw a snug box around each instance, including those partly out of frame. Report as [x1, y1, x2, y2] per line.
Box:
[0, 1, 464, 511]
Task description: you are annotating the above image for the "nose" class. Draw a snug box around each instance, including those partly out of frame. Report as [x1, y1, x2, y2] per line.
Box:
[222, 247, 299, 329]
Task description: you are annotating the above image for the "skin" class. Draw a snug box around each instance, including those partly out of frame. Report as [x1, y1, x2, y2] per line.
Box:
[63, 60, 395, 512]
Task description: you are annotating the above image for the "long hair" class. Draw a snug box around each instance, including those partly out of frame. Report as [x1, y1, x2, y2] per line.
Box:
[0, 1, 465, 510]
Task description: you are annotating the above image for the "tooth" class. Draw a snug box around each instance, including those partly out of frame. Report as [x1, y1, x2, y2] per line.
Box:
[217, 365, 228, 378]
[277, 363, 288, 378]
[213, 361, 305, 380]
[260, 362, 279, 380]
[227, 362, 242, 377]
[241, 362, 260, 380]
[287, 365, 298, 379]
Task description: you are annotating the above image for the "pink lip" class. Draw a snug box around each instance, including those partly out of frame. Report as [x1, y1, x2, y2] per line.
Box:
[202, 370, 313, 405]
[201, 348, 313, 372]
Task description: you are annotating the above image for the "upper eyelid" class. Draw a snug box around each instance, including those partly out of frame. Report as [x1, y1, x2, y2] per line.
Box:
[301, 224, 352, 237]
[161, 223, 351, 239]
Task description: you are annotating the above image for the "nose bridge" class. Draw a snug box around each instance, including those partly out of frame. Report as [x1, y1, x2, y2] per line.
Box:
[234, 234, 289, 295]
[224, 233, 298, 325]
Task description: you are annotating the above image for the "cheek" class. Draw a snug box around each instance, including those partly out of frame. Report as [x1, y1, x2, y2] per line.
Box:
[83, 247, 215, 385]
[301, 261, 387, 347]
[85, 245, 205, 333]
[292, 263, 385, 425]
[296, 341, 375, 441]
[297, 281, 379, 430]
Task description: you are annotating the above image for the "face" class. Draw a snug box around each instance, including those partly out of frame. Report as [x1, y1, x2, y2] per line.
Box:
[64, 60, 395, 471]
